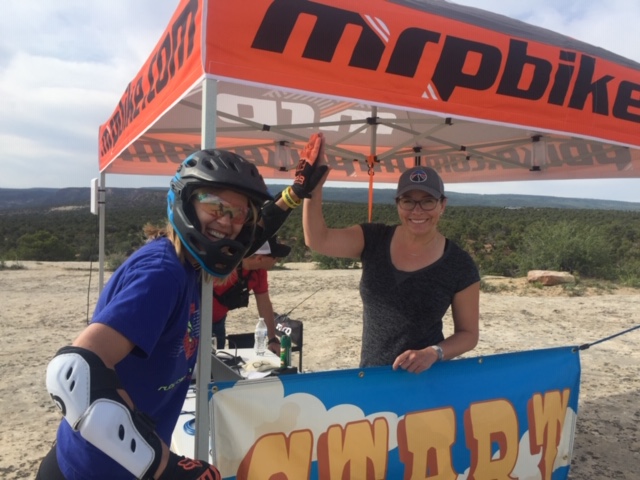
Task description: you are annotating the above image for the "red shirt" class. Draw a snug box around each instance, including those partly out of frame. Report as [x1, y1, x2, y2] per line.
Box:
[212, 268, 269, 323]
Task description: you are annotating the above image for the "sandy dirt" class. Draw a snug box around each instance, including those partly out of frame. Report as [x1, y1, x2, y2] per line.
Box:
[1, 261, 638, 479]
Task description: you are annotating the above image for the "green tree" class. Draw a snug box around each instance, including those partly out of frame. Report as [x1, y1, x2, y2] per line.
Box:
[16, 230, 75, 261]
[2, 193, 639, 286]
[516, 220, 615, 279]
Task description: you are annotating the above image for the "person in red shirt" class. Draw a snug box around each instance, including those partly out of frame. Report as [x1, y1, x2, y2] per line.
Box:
[212, 236, 291, 355]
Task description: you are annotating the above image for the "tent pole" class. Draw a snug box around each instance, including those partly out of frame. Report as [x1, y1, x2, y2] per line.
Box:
[367, 107, 378, 222]
[98, 171, 106, 293]
[194, 77, 217, 462]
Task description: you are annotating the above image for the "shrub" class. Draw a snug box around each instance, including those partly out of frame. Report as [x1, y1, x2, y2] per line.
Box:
[617, 259, 640, 288]
[311, 252, 360, 270]
[0, 260, 25, 270]
[15, 230, 75, 261]
[515, 220, 615, 279]
[106, 253, 128, 272]
[479, 279, 514, 293]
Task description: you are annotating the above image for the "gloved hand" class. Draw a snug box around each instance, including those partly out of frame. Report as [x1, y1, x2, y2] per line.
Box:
[156, 451, 221, 480]
[290, 132, 329, 199]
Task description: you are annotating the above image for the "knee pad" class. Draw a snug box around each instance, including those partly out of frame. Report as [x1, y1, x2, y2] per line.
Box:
[46, 346, 162, 479]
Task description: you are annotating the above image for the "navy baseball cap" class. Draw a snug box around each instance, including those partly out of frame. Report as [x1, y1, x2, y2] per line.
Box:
[396, 167, 445, 199]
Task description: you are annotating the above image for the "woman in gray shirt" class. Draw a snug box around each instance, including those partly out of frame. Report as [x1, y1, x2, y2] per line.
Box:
[303, 143, 480, 373]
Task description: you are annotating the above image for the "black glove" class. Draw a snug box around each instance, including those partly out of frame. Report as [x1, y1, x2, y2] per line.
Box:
[156, 451, 221, 480]
[290, 133, 329, 199]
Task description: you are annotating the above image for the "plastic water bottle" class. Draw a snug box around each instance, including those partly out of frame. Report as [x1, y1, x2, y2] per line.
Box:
[254, 317, 268, 356]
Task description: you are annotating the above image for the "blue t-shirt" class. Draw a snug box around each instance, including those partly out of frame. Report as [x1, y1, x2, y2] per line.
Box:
[56, 237, 201, 479]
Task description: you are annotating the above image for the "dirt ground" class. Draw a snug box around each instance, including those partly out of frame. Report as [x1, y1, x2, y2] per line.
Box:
[1, 262, 638, 479]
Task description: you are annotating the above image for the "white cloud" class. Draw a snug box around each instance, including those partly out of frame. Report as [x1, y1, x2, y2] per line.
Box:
[450, 0, 640, 65]
[0, 1, 177, 188]
[212, 379, 399, 476]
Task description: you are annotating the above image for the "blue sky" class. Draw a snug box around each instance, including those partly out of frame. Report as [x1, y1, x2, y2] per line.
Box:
[1, 0, 639, 202]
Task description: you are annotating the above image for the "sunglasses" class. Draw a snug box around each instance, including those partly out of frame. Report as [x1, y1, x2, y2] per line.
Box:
[196, 193, 251, 225]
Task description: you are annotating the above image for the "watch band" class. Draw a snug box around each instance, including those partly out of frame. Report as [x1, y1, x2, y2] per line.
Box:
[268, 337, 280, 345]
[431, 345, 444, 361]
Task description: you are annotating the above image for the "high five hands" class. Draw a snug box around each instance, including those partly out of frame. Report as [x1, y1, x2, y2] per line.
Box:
[290, 133, 329, 199]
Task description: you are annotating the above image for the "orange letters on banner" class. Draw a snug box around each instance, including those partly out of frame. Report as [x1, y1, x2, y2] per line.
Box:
[235, 391, 570, 479]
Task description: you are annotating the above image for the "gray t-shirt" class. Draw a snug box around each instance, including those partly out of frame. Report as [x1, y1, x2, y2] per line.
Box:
[359, 223, 480, 367]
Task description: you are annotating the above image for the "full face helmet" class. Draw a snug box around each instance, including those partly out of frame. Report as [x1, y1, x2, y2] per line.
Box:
[168, 149, 273, 276]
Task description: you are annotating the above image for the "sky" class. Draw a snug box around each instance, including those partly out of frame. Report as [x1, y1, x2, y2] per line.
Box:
[1, 0, 639, 202]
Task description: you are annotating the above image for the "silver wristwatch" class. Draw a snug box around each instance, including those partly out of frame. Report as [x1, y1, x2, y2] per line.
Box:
[431, 345, 444, 361]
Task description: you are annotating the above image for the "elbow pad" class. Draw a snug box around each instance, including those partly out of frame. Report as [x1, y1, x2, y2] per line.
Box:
[46, 346, 162, 480]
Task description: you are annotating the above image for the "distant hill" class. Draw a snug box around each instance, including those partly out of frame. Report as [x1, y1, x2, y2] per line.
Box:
[1, 186, 639, 212]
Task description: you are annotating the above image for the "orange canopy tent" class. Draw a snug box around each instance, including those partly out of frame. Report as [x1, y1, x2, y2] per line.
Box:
[96, 0, 640, 459]
[99, 0, 640, 184]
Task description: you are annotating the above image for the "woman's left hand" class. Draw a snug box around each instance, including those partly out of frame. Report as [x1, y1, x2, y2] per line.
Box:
[392, 348, 438, 374]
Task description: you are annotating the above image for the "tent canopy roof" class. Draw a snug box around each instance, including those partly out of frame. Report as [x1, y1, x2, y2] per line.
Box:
[99, 0, 640, 185]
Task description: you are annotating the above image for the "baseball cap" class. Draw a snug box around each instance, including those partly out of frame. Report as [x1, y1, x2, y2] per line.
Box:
[254, 236, 292, 258]
[396, 166, 445, 199]
[254, 241, 271, 255]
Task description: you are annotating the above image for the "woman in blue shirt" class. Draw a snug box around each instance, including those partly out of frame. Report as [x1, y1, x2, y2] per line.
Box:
[37, 136, 326, 479]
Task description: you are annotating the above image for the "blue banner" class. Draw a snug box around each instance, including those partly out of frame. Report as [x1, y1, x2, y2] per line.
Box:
[210, 347, 581, 479]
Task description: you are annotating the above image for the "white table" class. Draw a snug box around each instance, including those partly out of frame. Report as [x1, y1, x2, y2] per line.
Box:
[171, 348, 280, 459]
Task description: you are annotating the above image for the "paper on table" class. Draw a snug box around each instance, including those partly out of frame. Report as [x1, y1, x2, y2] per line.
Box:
[242, 355, 280, 373]
[245, 371, 274, 380]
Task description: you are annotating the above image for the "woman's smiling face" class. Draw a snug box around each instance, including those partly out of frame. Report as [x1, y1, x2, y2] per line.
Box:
[193, 188, 250, 241]
[396, 190, 446, 235]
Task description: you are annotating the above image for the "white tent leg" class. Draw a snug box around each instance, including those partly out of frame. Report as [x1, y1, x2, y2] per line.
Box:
[370, 106, 378, 157]
[98, 172, 106, 293]
[194, 77, 218, 462]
